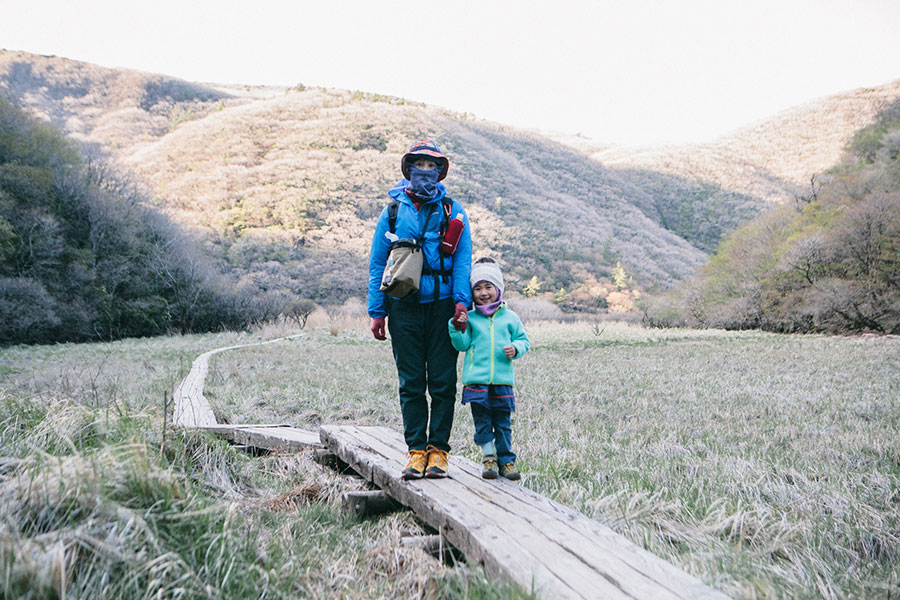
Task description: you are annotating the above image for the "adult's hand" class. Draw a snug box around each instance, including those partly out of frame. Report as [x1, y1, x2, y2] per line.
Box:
[370, 317, 386, 340]
[451, 302, 468, 331]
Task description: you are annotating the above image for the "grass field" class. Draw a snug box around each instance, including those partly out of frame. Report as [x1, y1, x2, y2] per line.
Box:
[2, 317, 898, 599]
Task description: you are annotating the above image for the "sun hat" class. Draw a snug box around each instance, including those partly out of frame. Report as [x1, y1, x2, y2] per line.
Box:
[401, 138, 449, 181]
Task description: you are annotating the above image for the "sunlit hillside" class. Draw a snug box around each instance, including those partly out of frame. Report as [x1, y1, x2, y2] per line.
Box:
[0, 51, 707, 305]
[4, 50, 895, 307]
[592, 81, 900, 204]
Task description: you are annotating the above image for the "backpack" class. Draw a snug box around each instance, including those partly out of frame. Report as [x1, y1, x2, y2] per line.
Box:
[380, 197, 454, 302]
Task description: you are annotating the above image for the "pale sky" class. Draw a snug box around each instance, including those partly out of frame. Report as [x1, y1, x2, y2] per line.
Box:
[3, 0, 900, 146]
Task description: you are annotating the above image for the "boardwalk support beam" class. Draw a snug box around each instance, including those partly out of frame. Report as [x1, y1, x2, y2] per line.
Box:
[401, 534, 463, 564]
[343, 490, 402, 519]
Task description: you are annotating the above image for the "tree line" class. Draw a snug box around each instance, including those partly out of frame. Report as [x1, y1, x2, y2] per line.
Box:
[641, 100, 900, 334]
[0, 98, 288, 345]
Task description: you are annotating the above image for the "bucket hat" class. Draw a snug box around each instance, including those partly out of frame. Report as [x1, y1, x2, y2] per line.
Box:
[401, 138, 449, 181]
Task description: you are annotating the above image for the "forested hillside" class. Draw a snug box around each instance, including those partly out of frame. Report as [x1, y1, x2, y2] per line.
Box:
[0, 99, 285, 344]
[642, 99, 900, 334]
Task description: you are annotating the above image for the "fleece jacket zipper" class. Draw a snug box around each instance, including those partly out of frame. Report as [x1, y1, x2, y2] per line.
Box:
[489, 316, 495, 384]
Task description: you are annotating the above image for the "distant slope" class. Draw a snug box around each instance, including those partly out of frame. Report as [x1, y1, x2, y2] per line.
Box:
[0, 51, 706, 301]
[539, 82, 900, 252]
[0, 50, 235, 156]
[642, 96, 900, 334]
[7, 51, 893, 303]
[592, 81, 900, 204]
[118, 89, 707, 292]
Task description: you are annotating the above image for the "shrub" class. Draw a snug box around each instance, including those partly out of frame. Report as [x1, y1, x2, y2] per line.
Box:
[285, 298, 318, 329]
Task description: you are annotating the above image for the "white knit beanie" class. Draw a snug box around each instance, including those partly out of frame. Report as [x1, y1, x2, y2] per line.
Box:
[470, 258, 504, 295]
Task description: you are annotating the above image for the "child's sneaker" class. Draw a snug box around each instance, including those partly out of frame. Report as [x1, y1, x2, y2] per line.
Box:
[499, 461, 521, 481]
[424, 445, 449, 478]
[482, 454, 499, 479]
[401, 449, 428, 480]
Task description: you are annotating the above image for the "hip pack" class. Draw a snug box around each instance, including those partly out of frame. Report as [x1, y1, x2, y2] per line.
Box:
[380, 238, 424, 299]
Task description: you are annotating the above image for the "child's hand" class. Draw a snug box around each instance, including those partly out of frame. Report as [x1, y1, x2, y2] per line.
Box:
[458, 312, 468, 325]
[504, 345, 516, 358]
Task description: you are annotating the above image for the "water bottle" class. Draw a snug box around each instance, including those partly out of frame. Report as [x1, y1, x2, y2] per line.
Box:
[441, 214, 465, 255]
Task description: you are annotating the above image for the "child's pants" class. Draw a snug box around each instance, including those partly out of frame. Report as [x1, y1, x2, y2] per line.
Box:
[470, 403, 516, 465]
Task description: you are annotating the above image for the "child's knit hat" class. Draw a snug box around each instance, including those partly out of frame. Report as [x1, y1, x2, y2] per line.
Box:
[470, 257, 504, 295]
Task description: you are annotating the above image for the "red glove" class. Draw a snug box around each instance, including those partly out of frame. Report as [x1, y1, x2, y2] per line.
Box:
[370, 317, 386, 340]
[451, 302, 468, 331]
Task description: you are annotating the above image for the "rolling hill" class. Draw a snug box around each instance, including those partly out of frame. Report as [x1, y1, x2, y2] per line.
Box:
[592, 81, 900, 203]
[3, 50, 897, 308]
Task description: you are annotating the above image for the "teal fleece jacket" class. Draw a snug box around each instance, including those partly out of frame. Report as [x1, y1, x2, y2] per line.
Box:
[448, 304, 530, 385]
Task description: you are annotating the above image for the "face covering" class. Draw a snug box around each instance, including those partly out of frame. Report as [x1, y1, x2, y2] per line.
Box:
[407, 165, 440, 200]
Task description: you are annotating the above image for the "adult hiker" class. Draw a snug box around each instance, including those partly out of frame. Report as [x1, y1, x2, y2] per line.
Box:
[367, 138, 473, 480]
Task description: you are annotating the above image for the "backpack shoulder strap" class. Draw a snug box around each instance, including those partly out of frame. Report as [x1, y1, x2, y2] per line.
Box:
[387, 200, 399, 234]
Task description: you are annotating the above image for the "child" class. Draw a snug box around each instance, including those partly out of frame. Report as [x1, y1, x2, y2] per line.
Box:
[448, 258, 529, 480]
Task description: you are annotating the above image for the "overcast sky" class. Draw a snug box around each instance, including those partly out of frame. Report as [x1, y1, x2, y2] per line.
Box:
[3, 0, 900, 146]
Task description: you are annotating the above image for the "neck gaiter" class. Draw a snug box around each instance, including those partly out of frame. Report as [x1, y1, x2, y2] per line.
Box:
[407, 165, 440, 200]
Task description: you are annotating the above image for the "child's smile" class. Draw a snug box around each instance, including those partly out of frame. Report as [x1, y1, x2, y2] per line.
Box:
[473, 281, 498, 305]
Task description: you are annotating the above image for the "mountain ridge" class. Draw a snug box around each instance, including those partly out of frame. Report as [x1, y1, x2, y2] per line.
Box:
[3, 49, 897, 307]
[590, 80, 900, 203]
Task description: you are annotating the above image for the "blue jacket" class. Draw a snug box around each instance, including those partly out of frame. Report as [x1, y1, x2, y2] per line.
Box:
[367, 180, 473, 318]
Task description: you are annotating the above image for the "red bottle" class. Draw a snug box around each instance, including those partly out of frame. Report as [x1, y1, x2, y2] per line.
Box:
[441, 214, 465, 255]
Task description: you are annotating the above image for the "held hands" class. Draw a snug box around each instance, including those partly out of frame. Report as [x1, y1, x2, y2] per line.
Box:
[504, 345, 517, 358]
[370, 317, 386, 341]
[451, 302, 468, 331]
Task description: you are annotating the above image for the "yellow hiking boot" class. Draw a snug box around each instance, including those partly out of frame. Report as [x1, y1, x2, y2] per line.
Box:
[424, 445, 449, 479]
[482, 454, 499, 479]
[499, 461, 521, 481]
[401, 449, 428, 480]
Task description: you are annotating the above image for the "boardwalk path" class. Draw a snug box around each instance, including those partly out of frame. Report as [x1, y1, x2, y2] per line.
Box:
[174, 336, 730, 600]
[322, 424, 729, 600]
[171, 334, 319, 446]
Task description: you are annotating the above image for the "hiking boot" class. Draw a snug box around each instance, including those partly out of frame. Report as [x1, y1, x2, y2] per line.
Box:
[500, 461, 521, 481]
[482, 454, 499, 479]
[401, 449, 428, 480]
[424, 445, 449, 478]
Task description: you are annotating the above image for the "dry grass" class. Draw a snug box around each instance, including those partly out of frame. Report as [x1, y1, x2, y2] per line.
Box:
[0, 328, 533, 599]
[3, 322, 898, 597]
[200, 321, 900, 599]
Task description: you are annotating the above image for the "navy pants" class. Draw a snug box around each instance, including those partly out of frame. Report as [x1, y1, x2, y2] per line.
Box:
[470, 403, 516, 465]
[388, 298, 458, 452]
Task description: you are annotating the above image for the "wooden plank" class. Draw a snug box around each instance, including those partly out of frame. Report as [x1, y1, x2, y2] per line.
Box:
[173, 334, 305, 429]
[205, 425, 321, 452]
[328, 426, 589, 597]
[320, 425, 730, 600]
[342, 426, 617, 599]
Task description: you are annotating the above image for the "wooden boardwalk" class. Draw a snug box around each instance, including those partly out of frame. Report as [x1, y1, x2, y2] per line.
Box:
[321, 424, 729, 600]
[173, 338, 730, 599]
[172, 335, 321, 450]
